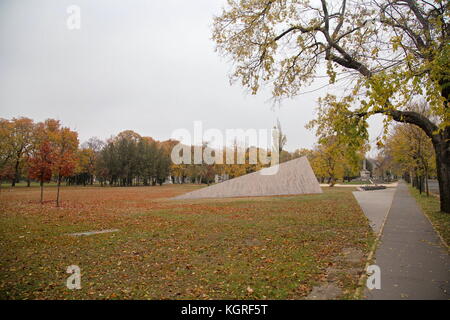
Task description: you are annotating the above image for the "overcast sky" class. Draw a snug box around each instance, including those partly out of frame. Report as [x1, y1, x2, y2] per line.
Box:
[0, 0, 384, 152]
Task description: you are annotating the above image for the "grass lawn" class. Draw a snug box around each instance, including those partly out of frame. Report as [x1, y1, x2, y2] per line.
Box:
[0, 184, 373, 299]
[409, 186, 450, 247]
[1, 182, 59, 188]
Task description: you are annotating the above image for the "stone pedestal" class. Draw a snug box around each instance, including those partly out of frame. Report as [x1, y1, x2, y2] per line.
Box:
[360, 170, 370, 181]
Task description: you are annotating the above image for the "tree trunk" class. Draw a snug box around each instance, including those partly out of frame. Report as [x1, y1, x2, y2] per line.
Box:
[329, 176, 335, 187]
[40, 180, 44, 204]
[11, 156, 20, 187]
[415, 175, 418, 190]
[435, 77, 450, 212]
[434, 138, 450, 213]
[419, 175, 423, 194]
[56, 175, 61, 207]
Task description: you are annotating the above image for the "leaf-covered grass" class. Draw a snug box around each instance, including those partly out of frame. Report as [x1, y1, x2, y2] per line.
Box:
[0, 185, 373, 299]
[409, 185, 450, 247]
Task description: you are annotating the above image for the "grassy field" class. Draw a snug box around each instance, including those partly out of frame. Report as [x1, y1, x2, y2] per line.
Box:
[0, 184, 373, 299]
[409, 186, 450, 247]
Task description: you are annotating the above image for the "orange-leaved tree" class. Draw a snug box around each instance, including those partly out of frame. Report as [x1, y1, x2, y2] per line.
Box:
[28, 139, 55, 204]
[50, 125, 79, 207]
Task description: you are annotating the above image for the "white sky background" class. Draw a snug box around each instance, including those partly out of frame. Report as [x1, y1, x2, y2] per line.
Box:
[0, 0, 384, 154]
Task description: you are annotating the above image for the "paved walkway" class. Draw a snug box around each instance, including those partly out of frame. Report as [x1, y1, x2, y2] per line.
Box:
[320, 182, 397, 188]
[353, 188, 396, 234]
[363, 181, 450, 299]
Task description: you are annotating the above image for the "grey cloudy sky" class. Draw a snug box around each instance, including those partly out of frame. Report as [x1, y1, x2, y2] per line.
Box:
[0, 0, 383, 152]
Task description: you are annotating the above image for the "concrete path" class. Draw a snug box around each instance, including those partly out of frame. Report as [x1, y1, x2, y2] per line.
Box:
[321, 182, 398, 188]
[364, 181, 450, 299]
[353, 188, 396, 234]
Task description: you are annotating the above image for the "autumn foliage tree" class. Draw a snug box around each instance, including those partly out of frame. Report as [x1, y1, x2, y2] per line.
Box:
[305, 136, 364, 185]
[72, 148, 95, 185]
[51, 126, 79, 207]
[384, 123, 436, 195]
[9, 117, 34, 187]
[213, 0, 450, 212]
[0, 118, 35, 187]
[95, 131, 171, 186]
[0, 119, 14, 186]
[26, 120, 79, 205]
[28, 140, 55, 204]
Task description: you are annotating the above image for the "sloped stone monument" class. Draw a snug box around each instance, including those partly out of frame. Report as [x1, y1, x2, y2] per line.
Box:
[174, 156, 322, 200]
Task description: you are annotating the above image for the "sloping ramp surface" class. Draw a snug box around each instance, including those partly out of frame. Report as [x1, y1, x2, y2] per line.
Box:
[353, 188, 396, 234]
[174, 156, 322, 200]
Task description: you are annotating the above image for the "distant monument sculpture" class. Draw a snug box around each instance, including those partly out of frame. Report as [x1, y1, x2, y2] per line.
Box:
[173, 156, 322, 200]
[360, 159, 371, 181]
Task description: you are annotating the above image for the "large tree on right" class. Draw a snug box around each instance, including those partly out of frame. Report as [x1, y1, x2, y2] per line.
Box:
[213, 0, 450, 212]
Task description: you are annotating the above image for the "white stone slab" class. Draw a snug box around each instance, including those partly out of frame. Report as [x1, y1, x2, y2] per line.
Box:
[67, 229, 119, 236]
[174, 156, 322, 200]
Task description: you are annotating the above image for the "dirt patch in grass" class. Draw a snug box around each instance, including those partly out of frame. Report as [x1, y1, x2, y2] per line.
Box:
[0, 184, 373, 299]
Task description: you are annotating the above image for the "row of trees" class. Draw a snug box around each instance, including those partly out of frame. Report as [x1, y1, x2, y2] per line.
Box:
[171, 144, 274, 185]
[0, 118, 174, 205]
[385, 124, 436, 195]
[379, 108, 437, 196]
[79, 137, 279, 187]
[0, 118, 294, 201]
[0, 118, 78, 206]
[305, 102, 438, 189]
[75, 131, 172, 187]
[295, 142, 365, 186]
[1, 116, 394, 205]
[0, 116, 372, 192]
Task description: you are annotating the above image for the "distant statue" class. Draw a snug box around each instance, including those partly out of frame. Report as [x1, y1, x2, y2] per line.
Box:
[360, 159, 370, 181]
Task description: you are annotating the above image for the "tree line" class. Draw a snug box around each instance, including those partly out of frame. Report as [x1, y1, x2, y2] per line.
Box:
[1, 117, 374, 193]
[76, 131, 172, 187]
[378, 103, 437, 196]
[4, 116, 423, 206]
[0, 118, 173, 205]
[0, 117, 298, 204]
